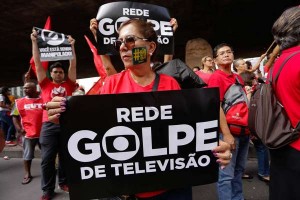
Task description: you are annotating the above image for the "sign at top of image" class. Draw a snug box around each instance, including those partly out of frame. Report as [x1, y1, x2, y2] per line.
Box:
[96, 1, 174, 55]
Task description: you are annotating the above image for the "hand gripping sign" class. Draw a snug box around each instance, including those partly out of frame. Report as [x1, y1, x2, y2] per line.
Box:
[59, 88, 220, 200]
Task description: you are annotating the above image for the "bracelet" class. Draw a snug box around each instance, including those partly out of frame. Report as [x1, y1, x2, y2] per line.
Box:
[42, 102, 49, 110]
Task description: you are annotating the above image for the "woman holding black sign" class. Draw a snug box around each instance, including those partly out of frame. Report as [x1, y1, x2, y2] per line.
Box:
[46, 18, 232, 200]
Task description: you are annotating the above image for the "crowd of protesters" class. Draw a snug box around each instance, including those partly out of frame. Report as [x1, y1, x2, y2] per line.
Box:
[1, 4, 300, 200]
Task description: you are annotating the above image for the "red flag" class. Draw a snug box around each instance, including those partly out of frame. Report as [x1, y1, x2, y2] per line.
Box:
[86, 78, 104, 95]
[30, 16, 51, 74]
[84, 35, 107, 79]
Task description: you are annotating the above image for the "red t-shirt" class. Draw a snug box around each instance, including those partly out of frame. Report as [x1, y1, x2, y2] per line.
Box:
[15, 97, 43, 138]
[39, 78, 76, 122]
[195, 70, 213, 84]
[270, 45, 300, 150]
[101, 70, 180, 198]
[101, 70, 181, 94]
[207, 69, 244, 101]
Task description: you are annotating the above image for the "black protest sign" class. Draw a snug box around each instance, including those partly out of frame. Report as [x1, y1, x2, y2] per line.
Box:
[60, 88, 220, 200]
[95, 1, 173, 55]
[34, 27, 73, 61]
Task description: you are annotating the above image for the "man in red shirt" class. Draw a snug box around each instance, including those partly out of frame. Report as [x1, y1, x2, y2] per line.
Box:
[31, 29, 77, 200]
[11, 80, 43, 185]
[268, 6, 300, 200]
[208, 43, 250, 200]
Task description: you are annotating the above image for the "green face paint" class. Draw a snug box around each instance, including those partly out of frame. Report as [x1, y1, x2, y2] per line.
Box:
[132, 47, 147, 65]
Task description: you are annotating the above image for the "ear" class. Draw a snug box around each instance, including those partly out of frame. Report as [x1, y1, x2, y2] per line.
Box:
[148, 41, 156, 55]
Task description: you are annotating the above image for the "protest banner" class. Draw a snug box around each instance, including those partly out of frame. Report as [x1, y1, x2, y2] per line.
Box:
[95, 1, 174, 55]
[60, 88, 220, 199]
[34, 27, 73, 61]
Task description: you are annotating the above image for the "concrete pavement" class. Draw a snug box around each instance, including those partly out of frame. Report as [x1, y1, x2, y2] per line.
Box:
[0, 145, 269, 200]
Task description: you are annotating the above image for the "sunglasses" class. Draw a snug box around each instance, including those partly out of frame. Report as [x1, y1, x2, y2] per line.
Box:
[113, 35, 148, 51]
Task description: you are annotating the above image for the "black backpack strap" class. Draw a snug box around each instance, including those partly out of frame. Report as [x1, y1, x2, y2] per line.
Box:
[270, 50, 300, 130]
[235, 76, 242, 85]
[152, 73, 160, 92]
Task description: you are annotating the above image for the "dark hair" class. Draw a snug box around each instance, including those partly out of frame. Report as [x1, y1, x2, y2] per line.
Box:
[240, 71, 256, 86]
[245, 60, 252, 69]
[272, 6, 300, 51]
[213, 43, 233, 58]
[118, 18, 158, 61]
[0, 86, 11, 105]
[49, 62, 64, 72]
[0, 86, 10, 95]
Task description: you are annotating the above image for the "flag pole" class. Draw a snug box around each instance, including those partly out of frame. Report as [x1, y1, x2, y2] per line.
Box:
[265, 40, 276, 55]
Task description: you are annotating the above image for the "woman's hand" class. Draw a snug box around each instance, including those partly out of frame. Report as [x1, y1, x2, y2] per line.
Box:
[89, 18, 98, 40]
[170, 18, 178, 32]
[222, 133, 236, 151]
[213, 140, 232, 169]
[45, 96, 66, 124]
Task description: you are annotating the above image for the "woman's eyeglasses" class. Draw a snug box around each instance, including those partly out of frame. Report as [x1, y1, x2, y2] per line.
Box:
[113, 35, 148, 51]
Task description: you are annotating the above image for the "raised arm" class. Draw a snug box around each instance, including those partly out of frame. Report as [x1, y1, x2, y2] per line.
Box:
[248, 53, 267, 73]
[89, 18, 98, 42]
[264, 45, 280, 73]
[101, 55, 117, 76]
[67, 35, 76, 82]
[31, 29, 47, 82]
[164, 18, 178, 63]
[89, 18, 117, 76]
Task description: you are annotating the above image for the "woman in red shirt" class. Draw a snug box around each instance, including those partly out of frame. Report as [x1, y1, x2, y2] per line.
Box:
[268, 6, 300, 200]
[46, 18, 231, 200]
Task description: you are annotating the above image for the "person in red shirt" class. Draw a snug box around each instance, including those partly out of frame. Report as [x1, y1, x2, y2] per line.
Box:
[11, 80, 43, 185]
[31, 29, 77, 200]
[268, 6, 300, 200]
[208, 43, 250, 200]
[45, 18, 232, 200]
